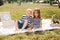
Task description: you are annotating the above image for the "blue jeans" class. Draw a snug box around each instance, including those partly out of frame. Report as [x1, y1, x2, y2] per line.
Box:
[18, 21, 28, 29]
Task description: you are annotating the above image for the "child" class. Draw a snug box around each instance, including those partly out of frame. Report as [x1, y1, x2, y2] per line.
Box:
[28, 8, 42, 30]
[15, 9, 32, 31]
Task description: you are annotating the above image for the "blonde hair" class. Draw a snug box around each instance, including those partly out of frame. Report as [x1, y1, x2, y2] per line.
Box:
[26, 8, 32, 12]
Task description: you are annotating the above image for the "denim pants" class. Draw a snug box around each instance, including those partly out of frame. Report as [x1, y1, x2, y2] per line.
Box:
[18, 21, 28, 29]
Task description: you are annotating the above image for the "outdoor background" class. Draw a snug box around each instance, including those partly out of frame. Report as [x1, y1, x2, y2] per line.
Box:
[0, 0, 60, 40]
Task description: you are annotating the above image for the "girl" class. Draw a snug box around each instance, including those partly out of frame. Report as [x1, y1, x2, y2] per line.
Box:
[28, 8, 42, 30]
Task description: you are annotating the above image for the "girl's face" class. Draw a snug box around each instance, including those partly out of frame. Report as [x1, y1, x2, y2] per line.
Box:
[34, 11, 39, 17]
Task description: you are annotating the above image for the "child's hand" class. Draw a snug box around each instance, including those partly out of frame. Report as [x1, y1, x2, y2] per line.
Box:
[21, 28, 24, 31]
[28, 28, 32, 30]
[40, 27, 42, 29]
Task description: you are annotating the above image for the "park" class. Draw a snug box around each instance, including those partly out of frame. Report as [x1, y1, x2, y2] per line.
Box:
[0, 0, 60, 40]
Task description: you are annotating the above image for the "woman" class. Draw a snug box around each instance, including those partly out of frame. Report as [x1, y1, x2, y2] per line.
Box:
[28, 8, 42, 30]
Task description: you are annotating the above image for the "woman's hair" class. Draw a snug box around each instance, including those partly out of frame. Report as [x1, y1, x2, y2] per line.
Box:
[33, 8, 41, 18]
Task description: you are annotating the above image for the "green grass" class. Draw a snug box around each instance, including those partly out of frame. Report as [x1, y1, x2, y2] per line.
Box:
[0, 30, 60, 40]
[0, 3, 60, 40]
[0, 3, 60, 20]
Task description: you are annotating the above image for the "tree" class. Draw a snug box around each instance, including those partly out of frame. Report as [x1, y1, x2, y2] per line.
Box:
[58, 0, 60, 8]
[32, 0, 36, 3]
[7, 0, 13, 3]
[0, 0, 3, 6]
[17, 0, 21, 5]
[50, 0, 53, 5]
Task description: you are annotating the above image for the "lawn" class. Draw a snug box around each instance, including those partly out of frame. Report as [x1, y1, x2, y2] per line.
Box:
[0, 3, 60, 40]
[0, 29, 60, 40]
[0, 3, 60, 20]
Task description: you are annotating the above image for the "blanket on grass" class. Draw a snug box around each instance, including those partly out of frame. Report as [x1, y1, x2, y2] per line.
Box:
[0, 22, 60, 35]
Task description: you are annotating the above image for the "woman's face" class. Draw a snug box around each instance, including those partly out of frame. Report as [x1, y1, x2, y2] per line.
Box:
[34, 11, 39, 17]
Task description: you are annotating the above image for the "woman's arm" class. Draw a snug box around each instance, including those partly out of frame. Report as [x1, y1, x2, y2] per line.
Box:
[40, 20, 42, 28]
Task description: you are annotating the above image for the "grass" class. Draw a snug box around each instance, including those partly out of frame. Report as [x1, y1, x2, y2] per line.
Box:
[0, 3, 60, 20]
[0, 3, 60, 40]
[0, 30, 60, 40]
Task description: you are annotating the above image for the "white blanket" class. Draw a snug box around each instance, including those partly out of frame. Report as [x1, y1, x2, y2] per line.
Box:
[0, 26, 60, 35]
[0, 19, 60, 35]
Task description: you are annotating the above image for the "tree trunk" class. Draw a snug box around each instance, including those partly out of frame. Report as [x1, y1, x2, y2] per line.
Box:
[50, 0, 53, 5]
[17, 0, 21, 5]
[7, 0, 13, 3]
[58, 0, 60, 8]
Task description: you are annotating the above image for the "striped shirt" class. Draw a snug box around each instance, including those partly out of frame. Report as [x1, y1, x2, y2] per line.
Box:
[19, 15, 32, 25]
[32, 18, 41, 28]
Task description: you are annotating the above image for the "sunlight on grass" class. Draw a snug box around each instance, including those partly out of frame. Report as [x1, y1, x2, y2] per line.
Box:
[0, 3, 60, 20]
[0, 3, 60, 40]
